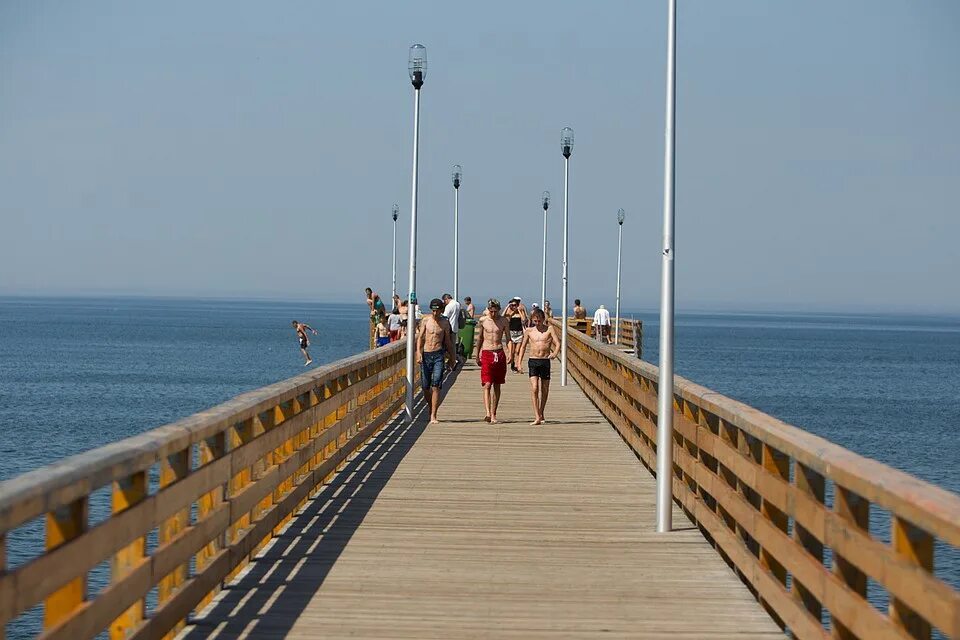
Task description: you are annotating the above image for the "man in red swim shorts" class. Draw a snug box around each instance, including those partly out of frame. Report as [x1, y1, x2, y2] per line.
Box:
[473, 298, 510, 423]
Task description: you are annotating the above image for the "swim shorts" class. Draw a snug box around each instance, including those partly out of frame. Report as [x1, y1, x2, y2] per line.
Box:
[299, 336, 309, 349]
[421, 350, 445, 389]
[528, 358, 551, 380]
[510, 330, 524, 344]
[376, 336, 390, 347]
[480, 349, 507, 386]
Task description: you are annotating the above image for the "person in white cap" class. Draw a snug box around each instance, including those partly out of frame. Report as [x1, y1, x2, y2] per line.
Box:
[593, 304, 612, 344]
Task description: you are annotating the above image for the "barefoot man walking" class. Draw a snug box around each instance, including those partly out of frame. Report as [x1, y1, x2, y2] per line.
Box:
[417, 298, 457, 424]
[473, 298, 510, 423]
[517, 308, 561, 424]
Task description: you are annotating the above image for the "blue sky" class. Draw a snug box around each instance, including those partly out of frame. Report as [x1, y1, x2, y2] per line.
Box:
[1, 1, 958, 313]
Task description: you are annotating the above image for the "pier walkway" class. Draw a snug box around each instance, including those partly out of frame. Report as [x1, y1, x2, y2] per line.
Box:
[181, 363, 781, 639]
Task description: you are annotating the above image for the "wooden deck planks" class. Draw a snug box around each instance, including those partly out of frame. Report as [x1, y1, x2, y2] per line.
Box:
[180, 363, 783, 639]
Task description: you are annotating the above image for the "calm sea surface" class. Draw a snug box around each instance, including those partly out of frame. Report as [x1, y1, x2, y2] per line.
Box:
[1, 297, 958, 637]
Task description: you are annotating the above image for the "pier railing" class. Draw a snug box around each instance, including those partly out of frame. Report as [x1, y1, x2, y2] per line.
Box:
[565, 326, 960, 640]
[0, 343, 411, 639]
[569, 318, 642, 355]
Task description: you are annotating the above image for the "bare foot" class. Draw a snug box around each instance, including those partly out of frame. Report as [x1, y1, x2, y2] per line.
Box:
[489, 417, 499, 424]
[430, 418, 440, 424]
[530, 418, 543, 426]
[483, 416, 491, 423]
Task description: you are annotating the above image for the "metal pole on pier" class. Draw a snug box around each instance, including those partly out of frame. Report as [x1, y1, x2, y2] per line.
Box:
[452, 165, 461, 303]
[560, 127, 574, 387]
[541, 191, 550, 311]
[405, 44, 426, 422]
[656, 0, 677, 533]
[391, 204, 399, 302]
[615, 208, 625, 345]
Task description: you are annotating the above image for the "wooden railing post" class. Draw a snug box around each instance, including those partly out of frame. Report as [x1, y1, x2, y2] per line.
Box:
[110, 470, 148, 639]
[832, 486, 869, 638]
[792, 463, 825, 622]
[890, 517, 933, 639]
[760, 444, 789, 630]
[158, 448, 190, 637]
[44, 497, 88, 629]
[195, 432, 226, 613]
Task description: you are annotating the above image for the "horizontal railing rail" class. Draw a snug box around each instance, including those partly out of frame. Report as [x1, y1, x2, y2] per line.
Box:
[568, 318, 642, 355]
[0, 342, 412, 640]
[564, 326, 960, 640]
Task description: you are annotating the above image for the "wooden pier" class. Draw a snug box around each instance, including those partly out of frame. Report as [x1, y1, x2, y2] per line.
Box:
[1, 327, 958, 639]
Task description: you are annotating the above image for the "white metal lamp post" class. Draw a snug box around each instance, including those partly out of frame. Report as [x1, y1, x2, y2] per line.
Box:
[405, 43, 426, 422]
[656, 0, 677, 533]
[452, 165, 462, 303]
[391, 204, 399, 303]
[560, 127, 574, 387]
[615, 208, 625, 345]
[541, 191, 550, 311]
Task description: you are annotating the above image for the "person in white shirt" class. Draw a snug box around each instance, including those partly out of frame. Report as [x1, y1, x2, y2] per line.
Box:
[442, 293, 463, 363]
[593, 304, 612, 344]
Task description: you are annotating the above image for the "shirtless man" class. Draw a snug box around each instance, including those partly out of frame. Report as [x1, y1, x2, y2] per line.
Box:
[464, 296, 476, 319]
[504, 297, 528, 372]
[517, 308, 561, 424]
[291, 320, 318, 365]
[416, 298, 456, 424]
[473, 298, 510, 423]
[573, 298, 587, 320]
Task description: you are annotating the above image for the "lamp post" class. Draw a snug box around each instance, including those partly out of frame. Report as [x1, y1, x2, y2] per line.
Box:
[452, 165, 462, 303]
[656, 0, 677, 532]
[541, 191, 550, 311]
[615, 208, 625, 345]
[391, 204, 399, 302]
[560, 127, 574, 387]
[405, 43, 426, 422]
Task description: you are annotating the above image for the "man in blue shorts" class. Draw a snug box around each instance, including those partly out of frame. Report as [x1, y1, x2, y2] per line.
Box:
[416, 298, 457, 424]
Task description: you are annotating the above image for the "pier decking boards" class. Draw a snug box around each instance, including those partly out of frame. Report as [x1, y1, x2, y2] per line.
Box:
[181, 362, 782, 639]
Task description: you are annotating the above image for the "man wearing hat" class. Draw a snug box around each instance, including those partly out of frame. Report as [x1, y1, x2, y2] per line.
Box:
[473, 298, 510, 423]
[416, 298, 457, 424]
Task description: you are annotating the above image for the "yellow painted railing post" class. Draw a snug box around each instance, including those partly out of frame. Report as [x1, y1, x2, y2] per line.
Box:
[891, 517, 933, 639]
[195, 432, 226, 613]
[43, 497, 88, 629]
[110, 470, 147, 639]
[158, 448, 190, 638]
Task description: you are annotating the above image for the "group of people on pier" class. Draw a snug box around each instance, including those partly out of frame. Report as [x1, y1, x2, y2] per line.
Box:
[297, 288, 613, 425]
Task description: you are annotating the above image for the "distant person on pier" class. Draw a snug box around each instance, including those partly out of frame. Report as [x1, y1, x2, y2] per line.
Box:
[442, 293, 464, 364]
[375, 313, 391, 347]
[291, 320, 318, 366]
[527, 303, 540, 328]
[593, 304, 612, 344]
[398, 300, 410, 338]
[387, 306, 403, 342]
[505, 297, 527, 372]
[365, 287, 386, 320]
[544, 300, 553, 319]
[416, 298, 456, 424]
[573, 299, 587, 320]
[517, 308, 561, 425]
[464, 296, 476, 319]
[474, 298, 509, 423]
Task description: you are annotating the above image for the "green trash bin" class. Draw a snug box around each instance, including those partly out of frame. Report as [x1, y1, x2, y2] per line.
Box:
[458, 318, 477, 357]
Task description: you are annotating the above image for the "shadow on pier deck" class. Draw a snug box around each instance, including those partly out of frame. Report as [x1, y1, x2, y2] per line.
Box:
[180, 364, 781, 639]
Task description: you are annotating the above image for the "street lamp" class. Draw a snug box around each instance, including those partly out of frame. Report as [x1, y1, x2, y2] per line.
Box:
[391, 204, 399, 302]
[452, 164, 462, 303]
[656, 0, 677, 533]
[560, 126, 574, 387]
[405, 43, 426, 421]
[615, 208, 625, 345]
[541, 191, 550, 310]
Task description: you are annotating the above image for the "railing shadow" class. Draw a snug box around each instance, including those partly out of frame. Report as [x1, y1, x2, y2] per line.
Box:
[182, 366, 461, 638]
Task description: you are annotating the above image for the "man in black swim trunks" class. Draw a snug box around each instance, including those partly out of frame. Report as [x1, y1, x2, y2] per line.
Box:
[516, 308, 561, 425]
[292, 320, 318, 366]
